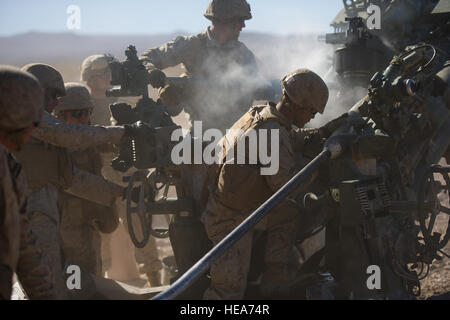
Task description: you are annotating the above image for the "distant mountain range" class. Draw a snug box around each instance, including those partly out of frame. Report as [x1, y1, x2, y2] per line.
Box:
[0, 31, 332, 82]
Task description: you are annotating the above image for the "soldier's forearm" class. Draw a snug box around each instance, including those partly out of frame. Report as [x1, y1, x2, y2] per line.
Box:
[32, 112, 124, 150]
[65, 167, 123, 207]
[139, 35, 189, 71]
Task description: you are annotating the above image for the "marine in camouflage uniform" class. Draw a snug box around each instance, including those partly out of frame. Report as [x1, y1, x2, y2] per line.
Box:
[55, 83, 119, 276]
[81, 55, 163, 285]
[0, 65, 57, 300]
[138, 0, 264, 286]
[14, 64, 125, 299]
[139, 0, 263, 131]
[80, 55, 117, 126]
[202, 69, 330, 299]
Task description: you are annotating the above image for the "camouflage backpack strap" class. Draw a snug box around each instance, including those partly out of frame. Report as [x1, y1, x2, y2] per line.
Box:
[257, 104, 292, 129]
[206, 106, 261, 195]
[219, 105, 266, 164]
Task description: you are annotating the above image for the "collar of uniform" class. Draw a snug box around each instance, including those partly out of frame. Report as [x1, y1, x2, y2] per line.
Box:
[267, 102, 293, 129]
[205, 26, 240, 49]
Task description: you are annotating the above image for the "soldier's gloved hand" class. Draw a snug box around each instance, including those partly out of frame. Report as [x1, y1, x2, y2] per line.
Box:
[110, 102, 138, 125]
[148, 69, 166, 89]
[124, 121, 156, 139]
[159, 84, 181, 108]
[319, 113, 349, 138]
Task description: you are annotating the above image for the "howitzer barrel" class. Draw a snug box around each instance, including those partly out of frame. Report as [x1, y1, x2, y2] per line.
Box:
[152, 147, 334, 300]
[165, 77, 282, 102]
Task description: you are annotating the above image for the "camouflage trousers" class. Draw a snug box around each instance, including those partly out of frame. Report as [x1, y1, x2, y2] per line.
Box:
[60, 218, 102, 276]
[28, 211, 70, 299]
[202, 196, 300, 300]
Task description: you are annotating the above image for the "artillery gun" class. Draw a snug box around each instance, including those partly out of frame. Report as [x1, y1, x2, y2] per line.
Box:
[320, 0, 394, 111]
[153, 42, 449, 300]
[110, 38, 449, 299]
[322, 0, 450, 113]
[295, 43, 450, 299]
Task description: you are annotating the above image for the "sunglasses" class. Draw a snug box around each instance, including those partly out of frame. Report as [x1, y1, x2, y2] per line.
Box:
[68, 109, 91, 119]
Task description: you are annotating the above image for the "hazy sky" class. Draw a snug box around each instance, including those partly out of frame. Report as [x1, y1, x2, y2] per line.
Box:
[0, 0, 343, 36]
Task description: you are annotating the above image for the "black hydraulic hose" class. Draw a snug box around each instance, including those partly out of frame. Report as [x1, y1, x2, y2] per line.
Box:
[152, 148, 332, 300]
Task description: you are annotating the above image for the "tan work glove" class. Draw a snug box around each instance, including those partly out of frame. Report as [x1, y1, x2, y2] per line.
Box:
[159, 84, 181, 107]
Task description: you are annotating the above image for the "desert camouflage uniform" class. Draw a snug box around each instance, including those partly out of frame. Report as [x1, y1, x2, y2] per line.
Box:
[202, 103, 321, 299]
[0, 144, 58, 300]
[80, 54, 118, 126]
[139, 22, 262, 284]
[60, 146, 119, 276]
[0, 144, 22, 299]
[140, 26, 259, 131]
[32, 111, 124, 149]
[14, 116, 124, 298]
[53, 82, 119, 277]
[0, 65, 58, 300]
[90, 96, 117, 126]
[79, 53, 163, 283]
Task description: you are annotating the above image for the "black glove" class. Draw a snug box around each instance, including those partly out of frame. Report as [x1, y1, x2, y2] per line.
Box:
[124, 121, 156, 139]
[110, 102, 139, 125]
[148, 69, 166, 89]
[319, 113, 349, 138]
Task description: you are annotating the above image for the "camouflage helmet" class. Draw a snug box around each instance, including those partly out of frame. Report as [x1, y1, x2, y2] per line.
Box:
[55, 82, 94, 113]
[281, 69, 329, 114]
[204, 0, 252, 21]
[0, 65, 44, 131]
[80, 54, 113, 82]
[21, 63, 65, 97]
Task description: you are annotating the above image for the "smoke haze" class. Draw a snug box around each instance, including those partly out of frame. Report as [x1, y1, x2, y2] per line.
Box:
[0, 31, 361, 127]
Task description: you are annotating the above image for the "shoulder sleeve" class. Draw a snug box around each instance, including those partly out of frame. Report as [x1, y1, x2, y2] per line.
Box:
[32, 112, 124, 150]
[139, 34, 201, 71]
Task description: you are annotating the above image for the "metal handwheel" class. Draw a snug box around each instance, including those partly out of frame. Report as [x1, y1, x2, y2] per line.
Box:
[126, 170, 151, 248]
